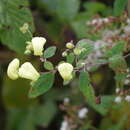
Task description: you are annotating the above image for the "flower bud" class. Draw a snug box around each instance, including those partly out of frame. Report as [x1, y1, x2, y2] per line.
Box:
[32, 37, 46, 56]
[24, 50, 31, 55]
[58, 63, 73, 81]
[7, 58, 20, 80]
[18, 62, 40, 81]
[66, 42, 74, 49]
[62, 51, 67, 57]
[73, 48, 82, 55]
[20, 23, 29, 33]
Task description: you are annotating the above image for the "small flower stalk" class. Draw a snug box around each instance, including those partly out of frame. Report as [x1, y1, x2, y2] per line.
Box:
[18, 62, 40, 81]
[7, 58, 20, 80]
[58, 63, 73, 81]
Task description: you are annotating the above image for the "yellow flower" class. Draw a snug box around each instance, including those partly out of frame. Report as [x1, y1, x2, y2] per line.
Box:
[73, 48, 82, 55]
[58, 63, 73, 81]
[18, 62, 40, 81]
[32, 37, 46, 56]
[7, 58, 20, 80]
[66, 42, 74, 49]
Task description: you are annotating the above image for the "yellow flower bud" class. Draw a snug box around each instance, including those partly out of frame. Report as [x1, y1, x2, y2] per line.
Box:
[18, 62, 40, 81]
[66, 42, 74, 49]
[24, 50, 31, 55]
[20, 23, 29, 33]
[7, 58, 20, 80]
[62, 51, 67, 57]
[32, 37, 46, 56]
[58, 63, 73, 81]
[73, 48, 82, 55]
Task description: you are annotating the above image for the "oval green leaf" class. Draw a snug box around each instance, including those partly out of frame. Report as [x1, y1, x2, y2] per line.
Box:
[79, 71, 95, 103]
[29, 73, 55, 98]
[44, 61, 54, 70]
[44, 46, 56, 58]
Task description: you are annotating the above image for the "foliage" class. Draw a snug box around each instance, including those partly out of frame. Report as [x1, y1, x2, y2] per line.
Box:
[1, 0, 130, 130]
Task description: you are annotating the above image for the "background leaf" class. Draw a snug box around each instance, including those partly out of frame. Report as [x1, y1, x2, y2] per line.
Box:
[114, 0, 128, 16]
[38, 0, 80, 21]
[0, 0, 34, 53]
[105, 43, 125, 58]
[34, 101, 57, 127]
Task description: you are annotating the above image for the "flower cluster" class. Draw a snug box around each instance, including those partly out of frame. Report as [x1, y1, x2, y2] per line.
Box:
[7, 36, 74, 83]
[7, 58, 40, 82]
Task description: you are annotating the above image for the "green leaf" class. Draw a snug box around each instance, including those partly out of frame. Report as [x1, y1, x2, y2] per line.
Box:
[76, 39, 94, 60]
[29, 73, 55, 98]
[114, 0, 128, 16]
[71, 13, 91, 39]
[95, 59, 108, 64]
[114, 73, 127, 81]
[107, 115, 127, 130]
[44, 61, 54, 70]
[66, 53, 75, 64]
[109, 54, 127, 88]
[79, 71, 95, 103]
[105, 43, 125, 58]
[109, 54, 127, 71]
[84, 2, 107, 13]
[90, 96, 115, 116]
[0, 0, 34, 53]
[44, 46, 56, 59]
[35, 102, 57, 127]
[38, 0, 80, 21]
[7, 108, 35, 130]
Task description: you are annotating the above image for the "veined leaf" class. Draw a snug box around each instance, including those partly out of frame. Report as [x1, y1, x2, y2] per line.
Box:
[79, 71, 95, 103]
[29, 73, 55, 98]
[44, 61, 54, 70]
[44, 46, 56, 59]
